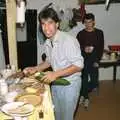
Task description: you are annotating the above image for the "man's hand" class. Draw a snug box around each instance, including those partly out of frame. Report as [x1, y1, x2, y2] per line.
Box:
[93, 62, 99, 68]
[85, 46, 94, 53]
[23, 66, 38, 75]
[41, 71, 58, 84]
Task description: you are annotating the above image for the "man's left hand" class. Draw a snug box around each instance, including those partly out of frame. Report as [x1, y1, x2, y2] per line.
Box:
[41, 71, 57, 84]
[93, 62, 99, 67]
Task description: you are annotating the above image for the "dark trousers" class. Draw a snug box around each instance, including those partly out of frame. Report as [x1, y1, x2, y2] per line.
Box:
[80, 52, 99, 99]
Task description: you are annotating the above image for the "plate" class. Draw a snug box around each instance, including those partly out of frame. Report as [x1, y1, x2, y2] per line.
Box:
[15, 93, 42, 106]
[1, 102, 34, 117]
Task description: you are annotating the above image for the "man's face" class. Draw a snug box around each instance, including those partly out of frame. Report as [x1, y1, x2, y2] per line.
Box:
[40, 18, 59, 39]
[84, 19, 95, 31]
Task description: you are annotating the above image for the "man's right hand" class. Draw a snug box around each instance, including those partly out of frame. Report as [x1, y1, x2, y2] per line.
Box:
[23, 66, 38, 75]
[85, 46, 94, 53]
[85, 46, 89, 53]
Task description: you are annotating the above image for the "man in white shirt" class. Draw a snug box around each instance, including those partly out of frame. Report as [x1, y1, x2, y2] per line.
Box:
[24, 8, 84, 120]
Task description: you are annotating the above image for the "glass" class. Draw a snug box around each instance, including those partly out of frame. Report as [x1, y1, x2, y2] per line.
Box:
[0, 96, 6, 108]
[0, 78, 8, 96]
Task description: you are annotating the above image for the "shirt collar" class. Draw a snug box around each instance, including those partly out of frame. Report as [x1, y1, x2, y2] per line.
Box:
[46, 30, 60, 47]
[52, 30, 60, 43]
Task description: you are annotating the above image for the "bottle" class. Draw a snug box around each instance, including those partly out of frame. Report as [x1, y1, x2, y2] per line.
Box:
[117, 51, 120, 60]
[110, 52, 116, 60]
[11, 65, 16, 73]
[5, 64, 13, 79]
[0, 78, 8, 96]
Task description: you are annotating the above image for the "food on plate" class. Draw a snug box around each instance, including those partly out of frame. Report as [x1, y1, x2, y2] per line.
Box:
[8, 104, 31, 114]
[15, 94, 42, 106]
[25, 87, 38, 94]
[21, 77, 36, 84]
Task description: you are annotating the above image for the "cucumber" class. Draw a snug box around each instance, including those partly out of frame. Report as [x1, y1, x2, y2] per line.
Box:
[34, 72, 71, 86]
[34, 72, 45, 80]
[52, 78, 70, 85]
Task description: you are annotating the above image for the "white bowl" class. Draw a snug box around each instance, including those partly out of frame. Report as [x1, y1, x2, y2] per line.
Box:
[5, 91, 18, 103]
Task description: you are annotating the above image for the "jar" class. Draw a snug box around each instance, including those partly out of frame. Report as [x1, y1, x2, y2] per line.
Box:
[0, 78, 8, 96]
[110, 52, 116, 60]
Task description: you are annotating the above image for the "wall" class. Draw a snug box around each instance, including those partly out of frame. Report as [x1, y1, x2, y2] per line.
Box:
[27, 1, 120, 47]
[19, 1, 120, 80]
[86, 4, 120, 49]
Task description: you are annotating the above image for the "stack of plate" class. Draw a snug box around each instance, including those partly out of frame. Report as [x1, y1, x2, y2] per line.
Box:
[1, 102, 34, 118]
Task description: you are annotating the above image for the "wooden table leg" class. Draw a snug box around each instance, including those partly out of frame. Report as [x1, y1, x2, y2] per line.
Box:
[113, 65, 117, 84]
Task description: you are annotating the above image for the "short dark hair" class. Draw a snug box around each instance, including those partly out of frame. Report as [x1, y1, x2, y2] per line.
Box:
[83, 13, 95, 22]
[38, 8, 60, 23]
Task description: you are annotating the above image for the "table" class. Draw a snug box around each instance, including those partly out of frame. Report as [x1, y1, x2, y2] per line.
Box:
[99, 59, 120, 83]
[0, 85, 55, 120]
